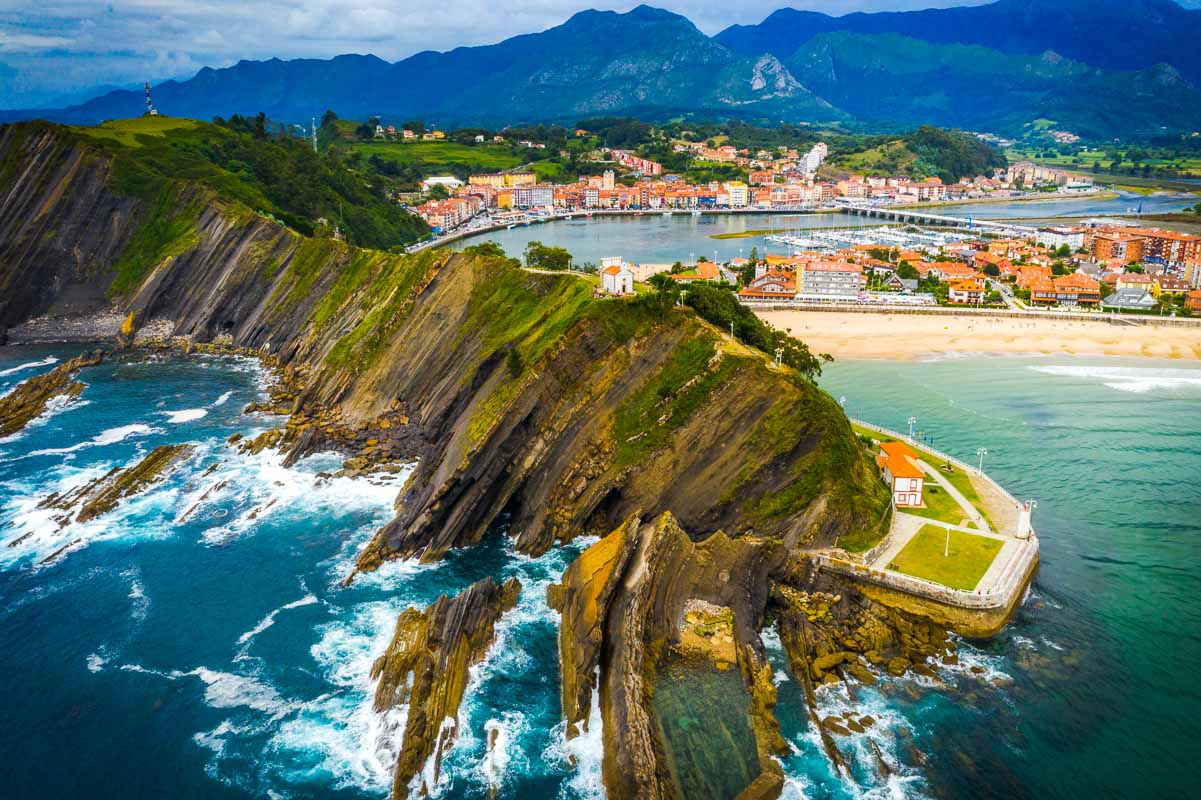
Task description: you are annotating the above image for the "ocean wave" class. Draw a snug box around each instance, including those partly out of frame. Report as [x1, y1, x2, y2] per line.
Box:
[235, 594, 321, 657]
[0, 355, 58, 377]
[1031, 364, 1201, 394]
[196, 449, 407, 547]
[542, 669, 605, 800]
[25, 423, 159, 457]
[212, 391, 234, 407]
[164, 408, 208, 423]
[0, 460, 181, 568]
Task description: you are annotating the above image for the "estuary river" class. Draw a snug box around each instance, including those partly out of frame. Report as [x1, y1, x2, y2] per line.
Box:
[451, 190, 1196, 265]
[1, 347, 1198, 799]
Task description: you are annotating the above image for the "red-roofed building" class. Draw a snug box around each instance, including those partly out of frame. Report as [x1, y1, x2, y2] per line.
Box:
[738, 270, 796, 301]
[877, 441, 924, 508]
[948, 279, 986, 305]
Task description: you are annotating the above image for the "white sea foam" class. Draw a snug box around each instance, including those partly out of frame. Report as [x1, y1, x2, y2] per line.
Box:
[212, 391, 234, 407]
[194, 667, 291, 716]
[164, 408, 208, 423]
[266, 597, 409, 794]
[0, 356, 58, 377]
[197, 449, 407, 547]
[543, 668, 606, 800]
[86, 652, 109, 673]
[1031, 364, 1201, 394]
[0, 458, 182, 568]
[26, 423, 159, 457]
[805, 680, 932, 798]
[0, 394, 87, 444]
[236, 594, 320, 653]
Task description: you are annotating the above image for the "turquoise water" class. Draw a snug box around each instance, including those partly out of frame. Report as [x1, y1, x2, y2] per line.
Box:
[1, 346, 1199, 798]
[452, 190, 1194, 265]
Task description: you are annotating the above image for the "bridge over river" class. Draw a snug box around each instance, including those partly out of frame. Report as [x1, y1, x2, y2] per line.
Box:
[831, 199, 1040, 236]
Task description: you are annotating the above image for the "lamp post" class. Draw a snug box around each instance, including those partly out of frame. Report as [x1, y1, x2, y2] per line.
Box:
[908, 416, 917, 439]
[945, 525, 951, 558]
[976, 447, 989, 474]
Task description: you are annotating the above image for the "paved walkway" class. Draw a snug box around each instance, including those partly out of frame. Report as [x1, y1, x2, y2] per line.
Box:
[917, 460, 992, 533]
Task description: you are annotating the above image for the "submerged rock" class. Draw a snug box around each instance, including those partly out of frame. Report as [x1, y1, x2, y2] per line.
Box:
[0, 351, 102, 438]
[38, 443, 194, 525]
[371, 576, 520, 799]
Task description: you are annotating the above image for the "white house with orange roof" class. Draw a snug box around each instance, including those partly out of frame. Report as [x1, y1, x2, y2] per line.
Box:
[877, 441, 925, 508]
[599, 257, 634, 295]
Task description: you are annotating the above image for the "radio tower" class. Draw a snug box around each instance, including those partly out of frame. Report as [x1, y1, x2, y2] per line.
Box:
[143, 82, 158, 117]
[311, 117, 318, 154]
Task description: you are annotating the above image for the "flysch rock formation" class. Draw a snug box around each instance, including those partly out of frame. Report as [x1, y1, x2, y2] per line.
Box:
[371, 576, 520, 799]
[0, 350, 103, 437]
[0, 121, 1017, 799]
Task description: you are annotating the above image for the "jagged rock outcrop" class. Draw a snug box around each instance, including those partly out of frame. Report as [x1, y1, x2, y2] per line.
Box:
[550, 512, 788, 800]
[37, 443, 195, 525]
[371, 576, 520, 799]
[0, 350, 103, 437]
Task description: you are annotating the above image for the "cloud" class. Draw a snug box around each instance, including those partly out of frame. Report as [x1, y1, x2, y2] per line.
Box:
[0, 0, 995, 108]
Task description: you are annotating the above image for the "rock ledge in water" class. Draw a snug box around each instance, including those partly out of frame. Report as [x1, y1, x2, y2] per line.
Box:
[371, 576, 520, 799]
[0, 351, 103, 437]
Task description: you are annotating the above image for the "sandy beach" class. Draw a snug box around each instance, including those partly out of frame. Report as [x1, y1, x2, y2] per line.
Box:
[756, 309, 1201, 361]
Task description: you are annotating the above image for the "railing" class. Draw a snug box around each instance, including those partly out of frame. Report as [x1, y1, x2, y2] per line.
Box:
[752, 301, 1201, 327]
[815, 542, 1037, 611]
[824, 417, 1040, 609]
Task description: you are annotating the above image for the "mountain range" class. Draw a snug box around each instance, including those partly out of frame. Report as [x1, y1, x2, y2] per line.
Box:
[4, 1, 1201, 138]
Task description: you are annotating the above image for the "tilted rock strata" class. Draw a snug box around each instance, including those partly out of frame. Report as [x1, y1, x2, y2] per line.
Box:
[38, 443, 195, 525]
[0, 351, 103, 437]
[551, 512, 788, 800]
[371, 576, 520, 799]
[1, 124, 890, 576]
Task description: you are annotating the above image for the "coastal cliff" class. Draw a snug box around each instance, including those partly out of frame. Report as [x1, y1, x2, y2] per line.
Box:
[0, 120, 891, 570]
[1, 120, 964, 799]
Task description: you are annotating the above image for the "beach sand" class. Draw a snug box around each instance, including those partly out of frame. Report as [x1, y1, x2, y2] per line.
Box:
[755, 310, 1201, 361]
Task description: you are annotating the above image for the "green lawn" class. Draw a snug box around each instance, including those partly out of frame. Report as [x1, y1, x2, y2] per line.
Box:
[348, 141, 525, 171]
[905, 483, 970, 526]
[938, 466, 997, 531]
[889, 524, 1003, 591]
[73, 116, 199, 147]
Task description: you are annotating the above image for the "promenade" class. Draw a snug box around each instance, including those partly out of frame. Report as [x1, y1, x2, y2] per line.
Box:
[816, 418, 1040, 623]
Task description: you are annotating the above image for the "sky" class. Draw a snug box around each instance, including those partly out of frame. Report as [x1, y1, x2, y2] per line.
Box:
[0, 1, 1011, 109]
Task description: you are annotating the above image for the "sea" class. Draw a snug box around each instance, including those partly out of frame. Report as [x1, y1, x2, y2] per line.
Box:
[1, 345, 1198, 800]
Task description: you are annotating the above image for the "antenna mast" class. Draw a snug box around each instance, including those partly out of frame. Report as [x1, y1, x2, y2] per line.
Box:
[311, 117, 318, 154]
[143, 82, 158, 117]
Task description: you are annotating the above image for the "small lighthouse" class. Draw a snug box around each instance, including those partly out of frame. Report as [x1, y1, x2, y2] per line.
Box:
[144, 82, 158, 117]
[1017, 500, 1036, 540]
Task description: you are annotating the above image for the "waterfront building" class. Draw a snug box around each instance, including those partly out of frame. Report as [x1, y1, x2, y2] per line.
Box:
[877, 441, 925, 508]
[948, 279, 985, 304]
[798, 261, 863, 301]
[738, 270, 796, 301]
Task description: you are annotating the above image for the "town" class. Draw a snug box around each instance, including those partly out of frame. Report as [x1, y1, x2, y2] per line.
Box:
[394, 131, 1198, 316]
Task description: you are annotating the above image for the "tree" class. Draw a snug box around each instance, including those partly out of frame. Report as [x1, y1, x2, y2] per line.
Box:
[645, 273, 681, 316]
[739, 261, 756, 286]
[749, 246, 759, 263]
[402, 119, 426, 134]
[524, 240, 572, 271]
[896, 262, 919, 280]
[983, 263, 1001, 277]
[321, 109, 338, 127]
[427, 183, 450, 201]
[355, 123, 373, 140]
